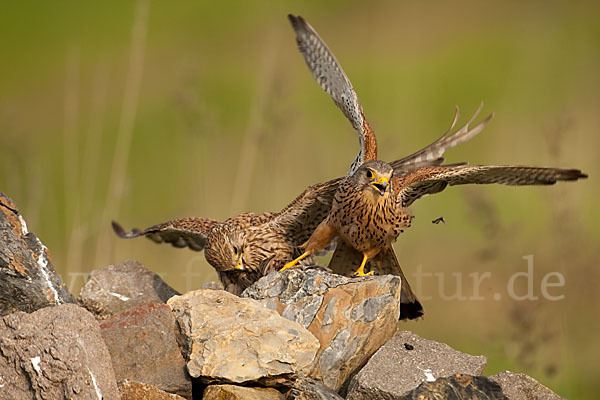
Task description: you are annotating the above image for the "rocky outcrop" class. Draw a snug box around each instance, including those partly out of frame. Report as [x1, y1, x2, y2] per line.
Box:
[489, 371, 565, 400]
[287, 378, 345, 400]
[167, 288, 320, 385]
[346, 330, 488, 399]
[0, 303, 119, 399]
[203, 384, 285, 400]
[0, 192, 74, 316]
[100, 302, 191, 398]
[243, 269, 402, 390]
[119, 379, 187, 399]
[78, 259, 179, 320]
[399, 374, 507, 400]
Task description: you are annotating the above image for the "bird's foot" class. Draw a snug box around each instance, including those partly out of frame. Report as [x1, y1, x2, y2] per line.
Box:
[352, 268, 374, 277]
[279, 260, 298, 272]
[280, 251, 310, 272]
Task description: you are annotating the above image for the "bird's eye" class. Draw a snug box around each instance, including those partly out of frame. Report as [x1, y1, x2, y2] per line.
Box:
[233, 246, 238, 255]
[366, 170, 374, 179]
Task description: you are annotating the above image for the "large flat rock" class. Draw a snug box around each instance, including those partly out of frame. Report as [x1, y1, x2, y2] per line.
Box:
[346, 331, 488, 399]
[100, 302, 191, 398]
[78, 259, 179, 320]
[489, 371, 565, 400]
[0, 303, 119, 399]
[243, 269, 402, 390]
[0, 192, 74, 316]
[167, 289, 320, 385]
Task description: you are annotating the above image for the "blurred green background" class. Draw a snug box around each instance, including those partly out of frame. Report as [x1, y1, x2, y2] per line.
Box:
[1, 0, 597, 397]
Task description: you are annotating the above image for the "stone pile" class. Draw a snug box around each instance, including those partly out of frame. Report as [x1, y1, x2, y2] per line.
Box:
[0, 191, 565, 399]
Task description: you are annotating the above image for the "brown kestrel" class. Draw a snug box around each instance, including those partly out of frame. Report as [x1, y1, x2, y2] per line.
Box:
[282, 160, 587, 319]
[114, 15, 491, 298]
[112, 108, 485, 296]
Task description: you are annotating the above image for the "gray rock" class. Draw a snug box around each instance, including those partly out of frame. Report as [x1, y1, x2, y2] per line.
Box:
[78, 259, 179, 319]
[400, 374, 507, 400]
[203, 384, 285, 400]
[167, 289, 320, 385]
[0, 192, 75, 316]
[489, 371, 565, 400]
[0, 303, 119, 399]
[243, 269, 402, 390]
[100, 302, 191, 398]
[346, 331, 488, 399]
[287, 378, 345, 400]
[119, 379, 187, 399]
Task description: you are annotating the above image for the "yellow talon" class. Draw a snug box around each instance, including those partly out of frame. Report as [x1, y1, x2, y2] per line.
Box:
[280, 252, 309, 272]
[352, 254, 374, 277]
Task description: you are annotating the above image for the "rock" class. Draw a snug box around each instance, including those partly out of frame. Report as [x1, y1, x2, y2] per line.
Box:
[100, 302, 191, 398]
[167, 289, 320, 385]
[346, 331, 487, 399]
[119, 379, 187, 399]
[0, 192, 75, 316]
[489, 371, 565, 400]
[0, 303, 119, 399]
[203, 384, 285, 400]
[287, 378, 345, 400]
[400, 374, 507, 400]
[242, 269, 402, 390]
[201, 281, 224, 290]
[78, 259, 179, 319]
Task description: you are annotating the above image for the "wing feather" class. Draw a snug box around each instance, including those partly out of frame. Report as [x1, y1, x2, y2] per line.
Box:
[112, 217, 220, 251]
[390, 104, 493, 174]
[395, 165, 587, 207]
[268, 177, 344, 245]
[288, 14, 377, 173]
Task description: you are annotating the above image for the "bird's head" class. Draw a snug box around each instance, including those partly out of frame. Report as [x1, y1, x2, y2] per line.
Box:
[352, 160, 393, 197]
[205, 226, 248, 272]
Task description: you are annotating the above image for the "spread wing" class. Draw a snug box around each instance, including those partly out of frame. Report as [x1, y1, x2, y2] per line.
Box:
[390, 103, 493, 174]
[267, 177, 344, 245]
[394, 165, 588, 207]
[289, 14, 377, 174]
[112, 217, 220, 251]
[222, 212, 277, 229]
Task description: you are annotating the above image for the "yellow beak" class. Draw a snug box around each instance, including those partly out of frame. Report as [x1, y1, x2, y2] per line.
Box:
[371, 176, 389, 196]
[234, 254, 245, 270]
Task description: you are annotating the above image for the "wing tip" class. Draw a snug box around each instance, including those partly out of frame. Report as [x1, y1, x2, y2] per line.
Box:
[287, 14, 306, 30]
[111, 220, 141, 239]
[565, 169, 588, 181]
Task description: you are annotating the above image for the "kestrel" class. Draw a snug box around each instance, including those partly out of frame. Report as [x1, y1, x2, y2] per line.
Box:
[112, 109, 484, 296]
[282, 160, 587, 319]
[114, 14, 491, 299]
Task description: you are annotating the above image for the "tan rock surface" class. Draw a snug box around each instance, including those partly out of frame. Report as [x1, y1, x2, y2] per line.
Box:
[243, 269, 402, 390]
[167, 289, 319, 385]
[203, 384, 284, 400]
[119, 379, 186, 399]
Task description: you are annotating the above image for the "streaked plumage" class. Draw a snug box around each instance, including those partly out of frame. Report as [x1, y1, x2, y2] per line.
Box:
[114, 15, 492, 297]
[284, 160, 587, 319]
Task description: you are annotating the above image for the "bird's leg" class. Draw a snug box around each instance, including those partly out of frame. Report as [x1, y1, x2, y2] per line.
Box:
[352, 254, 374, 277]
[280, 252, 310, 271]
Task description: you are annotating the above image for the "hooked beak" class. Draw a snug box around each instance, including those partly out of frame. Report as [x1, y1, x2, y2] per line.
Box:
[234, 254, 246, 270]
[371, 176, 389, 196]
